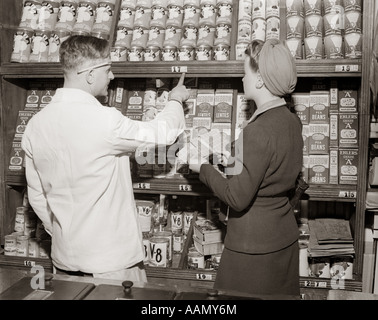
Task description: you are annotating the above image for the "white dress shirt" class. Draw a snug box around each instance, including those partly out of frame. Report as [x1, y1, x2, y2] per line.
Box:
[21, 88, 185, 273]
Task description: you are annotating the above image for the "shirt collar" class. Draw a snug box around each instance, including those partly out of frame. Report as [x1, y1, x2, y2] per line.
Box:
[248, 98, 286, 123]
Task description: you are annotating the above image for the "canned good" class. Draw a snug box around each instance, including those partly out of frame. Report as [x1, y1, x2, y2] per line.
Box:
[131, 26, 149, 47]
[38, 0, 61, 31]
[266, 16, 280, 40]
[92, 1, 115, 34]
[188, 250, 205, 269]
[309, 257, 331, 278]
[251, 18, 266, 41]
[19, 0, 42, 30]
[213, 44, 230, 60]
[151, 6, 168, 28]
[149, 236, 169, 267]
[304, 14, 323, 38]
[170, 210, 183, 233]
[28, 238, 40, 258]
[266, 0, 279, 18]
[115, 26, 133, 48]
[161, 45, 177, 61]
[237, 19, 252, 42]
[304, 36, 323, 59]
[134, 6, 151, 29]
[142, 236, 150, 264]
[330, 256, 353, 280]
[121, 0, 136, 9]
[29, 30, 51, 62]
[344, 11, 362, 34]
[144, 45, 162, 61]
[178, 45, 195, 61]
[183, 4, 200, 26]
[11, 28, 34, 63]
[324, 34, 343, 59]
[55, 0, 79, 32]
[183, 209, 195, 235]
[344, 32, 362, 59]
[136, 200, 155, 233]
[73, 0, 97, 33]
[173, 232, 184, 253]
[235, 40, 249, 60]
[118, 6, 135, 28]
[167, 4, 184, 27]
[4, 234, 17, 256]
[285, 37, 303, 60]
[154, 230, 173, 263]
[147, 26, 165, 48]
[344, 0, 361, 12]
[216, 2, 232, 25]
[48, 29, 71, 62]
[163, 25, 182, 47]
[195, 44, 212, 60]
[180, 24, 198, 47]
[286, 0, 304, 18]
[323, 12, 343, 36]
[14, 206, 27, 233]
[211, 253, 221, 270]
[214, 23, 231, 46]
[323, 0, 343, 15]
[286, 15, 304, 39]
[199, 4, 216, 26]
[16, 235, 30, 257]
[252, 0, 266, 20]
[110, 46, 128, 61]
[303, 0, 321, 16]
[197, 24, 215, 46]
[238, 0, 252, 21]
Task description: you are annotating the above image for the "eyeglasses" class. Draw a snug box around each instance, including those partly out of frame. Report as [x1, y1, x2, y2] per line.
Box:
[77, 62, 112, 74]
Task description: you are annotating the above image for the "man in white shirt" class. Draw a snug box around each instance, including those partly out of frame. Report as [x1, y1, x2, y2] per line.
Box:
[21, 35, 189, 282]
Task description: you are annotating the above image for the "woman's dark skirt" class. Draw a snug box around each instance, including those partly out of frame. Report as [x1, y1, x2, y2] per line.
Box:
[214, 240, 300, 298]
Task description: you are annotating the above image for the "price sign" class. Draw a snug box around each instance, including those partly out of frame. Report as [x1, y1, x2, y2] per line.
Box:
[171, 66, 188, 73]
[196, 273, 213, 281]
[335, 65, 359, 72]
[23, 260, 36, 267]
[304, 280, 327, 288]
[179, 184, 192, 192]
[133, 183, 151, 189]
[339, 190, 357, 199]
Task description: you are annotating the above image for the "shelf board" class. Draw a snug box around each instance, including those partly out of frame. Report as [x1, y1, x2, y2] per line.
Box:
[0, 59, 362, 78]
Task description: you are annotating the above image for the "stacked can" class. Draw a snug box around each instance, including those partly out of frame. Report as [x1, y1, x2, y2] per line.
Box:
[19, 0, 43, 30]
[37, 0, 61, 31]
[235, 0, 251, 60]
[286, 0, 305, 59]
[195, 0, 216, 61]
[114, 0, 135, 56]
[265, 0, 280, 40]
[54, 0, 79, 32]
[251, 0, 266, 42]
[48, 29, 71, 62]
[72, 0, 99, 35]
[323, 0, 344, 59]
[213, 1, 232, 60]
[10, 27, 34, 63]
[178, 3, 200, 61]
[343, 0, 362, 59]
[91, 0, 117, 39]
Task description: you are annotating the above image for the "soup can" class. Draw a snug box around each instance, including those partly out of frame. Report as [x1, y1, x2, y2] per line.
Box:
[115, 26, 133, 48]
[214, 23, 231, 46]
[266, 0, 280, 19]
[134, 6, 151, 29]
[188, 249, 205, 269]
[303, 0, 322, 16]
[14, 206, 27, 233]
[128, 45, 144, 61]
[323, 0, 343, 15]
[286, 0, 304, 18]
[330, 256, 353, 280]
[16, 235, 30, 257]
[144, 45, 162, 61]
[73, 0, 97, 33]
[151, 6, 168, 28]
[183, 4, 200, 26]
[324, 34, 343, 59]
[304, 36, 323, 59]
[170, 210, 183, 233]
[110, 46, 128, 61]
[216, 2, 232, 25]
[252, 0, 266, 20]
[178, 45, 195, 61]
[149, 236, 169, 267]
[48, 29, 71, 62]
[38, 0, 61, 31]
[344, 0, 361, 12]
[197, 24, 215, 46]
[344, 32, 362, 59]
[213, 44, 230, 60]
[305, 14, 323, 38]
[266, 16, 280, 40]
[163, 25, 182, 47]
[92, 1, 115, 34]
[251, 18, 266, 41]
[238, 0, 252, 21]
[324, 12, 343, 36]
[309, 257, 331, 278]
[286, 15, 304, 39]
[199, 4, 216, 26]
[344, 11, 362, 34]
[19, 0, 42, 30]
[4, 234, 17, 256]
[55, 0, 79, 32]
[154, 230, 173, 264]
[235, 40, 249, 60]
[166, 4, 184, 27]
[237, 19, 252, 42]
[118, 6, 135, 28]
[285, 37, 303, 60]
[162, 45, 177, 61]
[173, 232, 184, 253]
[131, 26, 149, 47]
[11, 27, 34, 63]
[28, 238, 40, 258]
[147, 26, 165, 48]
[180, 24, 198, 47]
[136, 200, 155, 234]
[195, 44, 212, 60]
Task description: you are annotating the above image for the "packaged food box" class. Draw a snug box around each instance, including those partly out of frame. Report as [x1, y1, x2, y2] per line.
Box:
[308, 154, 329, 184]
[213, 89, 233, 123]
[292, 93, 310, 124]
[193, 219, 224, 243]
[309, 91, 330, 124]
[193, 236, 224, 256]
[339, 149, 358, 185]
[339, 90, 358, 113]
[13, 110, 36, 141]
[308, 123, 330, 155]
[338, 113, 358, 148]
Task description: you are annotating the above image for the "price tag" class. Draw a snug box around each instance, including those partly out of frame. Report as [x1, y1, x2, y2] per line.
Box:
[339, 190, 357, 199]
[196, 273, 213, 281]
[304, 280, 327, 288]
[133, 182, 151, 189]
[335, 65, 359, 72]
[179, 184, 192, 192]
[171, 66, 188, 73]
[24, 260, 36, 267]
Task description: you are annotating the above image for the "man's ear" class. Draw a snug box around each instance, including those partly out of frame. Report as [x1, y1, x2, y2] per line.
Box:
[86, 70, 95, 84]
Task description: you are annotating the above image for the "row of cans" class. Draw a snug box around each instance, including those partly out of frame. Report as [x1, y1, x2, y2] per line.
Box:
[4, 233, 51, 258]
[115, 23, 231, 50]
[120, 0, 232, 9]
[118, 3, 233, 30]
[111, 44, 231, 62]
